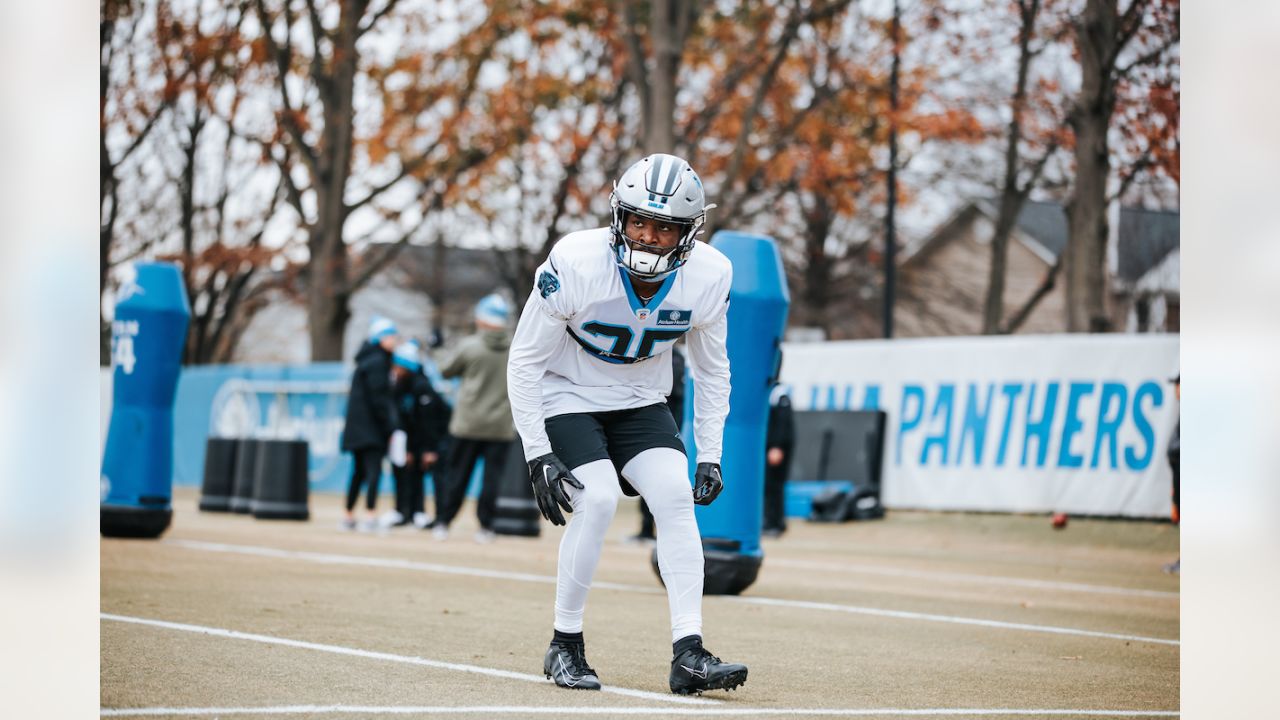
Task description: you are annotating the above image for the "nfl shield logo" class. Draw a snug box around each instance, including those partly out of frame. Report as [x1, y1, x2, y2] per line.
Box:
[636, 309, 650, 321]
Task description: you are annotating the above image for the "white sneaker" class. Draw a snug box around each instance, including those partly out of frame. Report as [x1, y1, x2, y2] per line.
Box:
[357, 518, 376, 533]
[378, 510, 404, 529]
[474, 529, 496, 544]
[431, 525, 449, 541]
[412, 512, 431, 529]
[338, 517, 356, 532]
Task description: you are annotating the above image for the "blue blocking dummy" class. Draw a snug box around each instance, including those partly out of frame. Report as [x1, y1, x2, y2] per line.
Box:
[663, 232, 789, 595]
[101, 263, 191, 538]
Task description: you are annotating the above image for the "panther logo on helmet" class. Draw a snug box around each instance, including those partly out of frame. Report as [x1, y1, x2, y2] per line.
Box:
[609, 154, 716, 281]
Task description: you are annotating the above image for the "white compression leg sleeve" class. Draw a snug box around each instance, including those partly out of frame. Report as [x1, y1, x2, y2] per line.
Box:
[553, 459, 621, 634]
[621, 447, 704, 642]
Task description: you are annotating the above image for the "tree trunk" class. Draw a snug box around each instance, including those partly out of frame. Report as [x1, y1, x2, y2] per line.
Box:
[645, 0, 687, 154]
[1065, 0, 1119, 332]
[306, 1, 363, 361]
[801, 196, 834, 335]
[982, 0, 1040, 334]
[100, 13, 117, 367]
[308, 201, 352, 361]
[179, 111, 204, 362]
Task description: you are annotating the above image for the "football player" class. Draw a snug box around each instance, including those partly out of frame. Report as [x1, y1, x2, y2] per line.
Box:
[507, 153, 747, 695]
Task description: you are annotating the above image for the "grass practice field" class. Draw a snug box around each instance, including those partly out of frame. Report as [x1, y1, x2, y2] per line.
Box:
[101, 487, 1180, 719]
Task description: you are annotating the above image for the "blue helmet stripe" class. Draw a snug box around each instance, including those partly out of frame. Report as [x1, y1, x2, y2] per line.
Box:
[648, 155, 666, 194]
[661, 159, 681, 195]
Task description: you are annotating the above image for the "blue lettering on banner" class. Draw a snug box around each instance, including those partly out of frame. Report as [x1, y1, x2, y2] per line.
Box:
[804, 376, 1165, 474]
[863, 384, 881, 410]
[1125, 381, 1163, 470]
[825, 385, 840, 409]
[958, 383, 994, 466]
[804, 383, 883, 411]
[1057, 382, 1095, 468]
[1090, 382, 1128, 469]
[1021, 382, 1060, 468]
[897, 384, 926, 465]
[995, 383, 1024, 467]
[920, 384, 955, 466]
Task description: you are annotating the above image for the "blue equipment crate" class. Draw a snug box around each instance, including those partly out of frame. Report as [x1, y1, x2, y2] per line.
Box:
[785, 480, 854, 518]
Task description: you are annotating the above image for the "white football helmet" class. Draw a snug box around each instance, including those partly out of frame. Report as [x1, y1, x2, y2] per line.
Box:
[609, 153, 715, 281]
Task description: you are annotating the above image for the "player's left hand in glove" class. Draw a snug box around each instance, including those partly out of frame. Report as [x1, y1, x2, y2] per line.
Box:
[692, 462, 723, 506]
[528, 453, 583, 526]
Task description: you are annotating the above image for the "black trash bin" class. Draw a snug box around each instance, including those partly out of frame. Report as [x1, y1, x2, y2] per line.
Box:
[491, 438, 540, 537]
[230, 438, 262, 514]
[252, 439, 310, 521]
[199, 438, 238, 512]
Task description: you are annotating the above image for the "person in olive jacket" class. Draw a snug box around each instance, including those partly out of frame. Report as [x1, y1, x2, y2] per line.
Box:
[432, 294, 516, 543]
[388, 340, 450, 529]
[340, 316, 400, 531]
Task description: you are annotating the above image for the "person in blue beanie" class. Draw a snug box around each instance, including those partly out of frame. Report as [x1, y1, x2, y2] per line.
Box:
[340, 316, 400, 531]
[386, 340, 450, 529]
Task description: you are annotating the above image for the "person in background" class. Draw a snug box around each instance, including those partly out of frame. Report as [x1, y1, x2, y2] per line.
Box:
[762, 392, 795, 537]
[385, 340, 450, 529]
[432, 294, 516, 543]
[340, 316, 400, 531]
[628, 346, 686, 545]
[1164, 374, 1180, 574]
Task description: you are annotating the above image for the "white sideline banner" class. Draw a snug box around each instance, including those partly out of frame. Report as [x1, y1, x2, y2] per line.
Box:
[777, 335, 1179, 518]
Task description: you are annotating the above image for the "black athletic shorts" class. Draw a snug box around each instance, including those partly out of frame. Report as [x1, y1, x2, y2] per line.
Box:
[545, 402, 685, 496]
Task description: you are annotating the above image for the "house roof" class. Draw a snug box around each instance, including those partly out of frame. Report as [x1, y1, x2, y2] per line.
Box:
[1116, 206, 1180, 283]
[906, 198, 1178, 283]
[1134, 246, 1180, 294]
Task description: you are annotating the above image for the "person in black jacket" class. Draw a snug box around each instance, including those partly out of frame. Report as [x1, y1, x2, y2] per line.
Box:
[340, 316, 400, 531]
[387, 340, 450, 529]
[1164, 374, 1180, 574]
[762, 392, 795, 537]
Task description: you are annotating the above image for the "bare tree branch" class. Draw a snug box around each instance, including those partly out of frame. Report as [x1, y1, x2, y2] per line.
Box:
[359, 0, 402, 35]
[1000, 257, 1062, 334]
[347, 228, 418, 295]
[619, 0, 651, 128]
[1116, 32, 1179, 78]
[254, 0, 320, 177]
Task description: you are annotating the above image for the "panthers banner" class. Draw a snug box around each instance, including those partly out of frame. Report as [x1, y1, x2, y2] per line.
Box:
[777, 335, 1179, 518]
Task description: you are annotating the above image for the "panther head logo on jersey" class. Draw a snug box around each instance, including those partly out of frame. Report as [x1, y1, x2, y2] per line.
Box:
[538, 270, 561, 298]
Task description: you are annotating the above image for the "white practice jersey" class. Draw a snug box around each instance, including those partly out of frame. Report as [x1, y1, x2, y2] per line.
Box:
[507, 227, 733, 464]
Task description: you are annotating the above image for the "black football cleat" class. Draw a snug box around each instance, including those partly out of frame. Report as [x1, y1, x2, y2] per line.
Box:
[544, 641, 602, 690]
[669, 639, 748, 694]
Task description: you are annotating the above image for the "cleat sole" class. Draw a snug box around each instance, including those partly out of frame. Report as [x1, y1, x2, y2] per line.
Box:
[671, 667, 748, 695]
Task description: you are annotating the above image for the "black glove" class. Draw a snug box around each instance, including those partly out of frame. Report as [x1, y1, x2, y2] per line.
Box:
[692, 462, 723, 506]
[527, 453, 584, 526]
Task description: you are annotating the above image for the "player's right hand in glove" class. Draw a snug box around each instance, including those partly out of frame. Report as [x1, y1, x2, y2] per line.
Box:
[527, 453, 583, 526]
[692, 462, 723, 506]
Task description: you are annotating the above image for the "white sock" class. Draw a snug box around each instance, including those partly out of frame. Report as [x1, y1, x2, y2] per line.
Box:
[553, 459, 621, 634]
[621, 447, 704, 642]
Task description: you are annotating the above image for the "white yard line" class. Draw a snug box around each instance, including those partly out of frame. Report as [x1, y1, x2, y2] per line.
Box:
[723, 596, 1178, 646]
[767, 558, 1179, 599]
[100, 614, 717, 707]
[166, 538, 660, 594]
[164, 539, 1179, 647]
[100, 704, 1181, 717]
